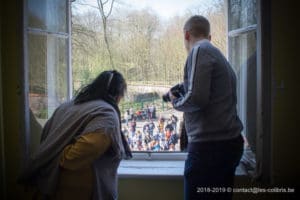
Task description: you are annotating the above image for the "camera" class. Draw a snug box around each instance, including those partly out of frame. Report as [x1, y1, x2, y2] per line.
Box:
[162, 84, 185, 102]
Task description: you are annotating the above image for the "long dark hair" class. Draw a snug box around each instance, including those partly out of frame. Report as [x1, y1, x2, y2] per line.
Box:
[74, 70, 127, 105]
[74, 70, 132, 158]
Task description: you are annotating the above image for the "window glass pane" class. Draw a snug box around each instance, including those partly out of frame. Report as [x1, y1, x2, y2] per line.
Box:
[28, 34, 68, 153]
[28, 0, 67, 32]
[229, 31, 257, 152]
[228, 0, 257, 30]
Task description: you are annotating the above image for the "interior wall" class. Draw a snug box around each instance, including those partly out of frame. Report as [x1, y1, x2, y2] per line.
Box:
[271, 1, 300, 186]
[118, 176, 286, 200]
[0, 0, 24, 199]
[0, 3, 6, 198]
[119, 178, 184, 200]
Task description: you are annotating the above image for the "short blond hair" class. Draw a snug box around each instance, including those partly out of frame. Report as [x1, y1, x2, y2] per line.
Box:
[184, 15, 210, 37]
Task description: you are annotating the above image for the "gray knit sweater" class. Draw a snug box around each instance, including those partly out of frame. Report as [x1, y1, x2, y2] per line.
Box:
[172, 39, 243, 143]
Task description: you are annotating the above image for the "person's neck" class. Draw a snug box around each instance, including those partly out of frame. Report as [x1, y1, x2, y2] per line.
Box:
[188, 37, 208, 53]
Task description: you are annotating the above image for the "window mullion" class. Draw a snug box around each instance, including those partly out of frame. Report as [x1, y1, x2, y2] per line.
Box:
[27, 27, 69, 38]
[228, 24, 257, 37]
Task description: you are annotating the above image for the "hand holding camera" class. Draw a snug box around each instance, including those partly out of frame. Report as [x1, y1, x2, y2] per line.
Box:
[162, 84, 185, 102]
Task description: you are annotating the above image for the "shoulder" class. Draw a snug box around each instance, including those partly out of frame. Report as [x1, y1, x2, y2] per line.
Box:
[194, 40, 225, 64]
[82, 100, 119, 123]
[84, 99, 116, 113]
[194, 40, 216, 55]
[97, 100, 119, 120]
[82, 102, 120, 133]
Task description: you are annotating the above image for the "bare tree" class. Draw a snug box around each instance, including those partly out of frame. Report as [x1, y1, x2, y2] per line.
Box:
[97, 0, 115, 69]
[72, 12, 99, 55]
[71, 1, 224, 87]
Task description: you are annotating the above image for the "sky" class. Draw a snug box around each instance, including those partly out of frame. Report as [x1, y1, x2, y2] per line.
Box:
[121, 0, 202, 19]
[74, 0, 209, 19]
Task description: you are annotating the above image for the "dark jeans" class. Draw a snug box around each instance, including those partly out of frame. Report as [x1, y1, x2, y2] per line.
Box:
[184, 135, 244, 200]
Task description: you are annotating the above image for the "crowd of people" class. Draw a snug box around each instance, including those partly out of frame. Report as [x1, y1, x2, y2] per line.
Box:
[123, 104, 157, 122]
[122, 107, 181, 151]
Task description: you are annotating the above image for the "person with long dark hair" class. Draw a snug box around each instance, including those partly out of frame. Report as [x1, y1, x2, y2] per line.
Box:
[19, 70, 131, 200]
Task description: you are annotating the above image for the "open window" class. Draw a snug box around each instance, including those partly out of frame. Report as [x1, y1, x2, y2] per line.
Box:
[24, 0, 71, 156]
[71, 0, 227, 157]
[227, 0, 258, 176]
[23, 0, 266, 177]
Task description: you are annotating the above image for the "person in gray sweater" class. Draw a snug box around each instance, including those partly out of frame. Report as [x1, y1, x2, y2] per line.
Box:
[168, 15, 244, 200]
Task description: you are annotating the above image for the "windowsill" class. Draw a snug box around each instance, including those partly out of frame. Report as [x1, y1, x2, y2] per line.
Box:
[118, 152, 248, 178]
[118, 160, 185, 179]
[118, 152, 186, 179]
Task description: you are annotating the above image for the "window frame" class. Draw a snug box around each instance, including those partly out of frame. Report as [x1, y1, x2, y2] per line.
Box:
[256, 0, 272, 184]
[226, 0, 272, 183]
[227, 0, 258, 176]
[22, 0, 72, 161]
[131, 152, 187, 161]
[20, 0, 272, 180]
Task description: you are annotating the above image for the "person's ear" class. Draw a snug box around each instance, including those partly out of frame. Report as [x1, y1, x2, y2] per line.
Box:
[208, 34, 212, 41]
[184, 31, 190, 41]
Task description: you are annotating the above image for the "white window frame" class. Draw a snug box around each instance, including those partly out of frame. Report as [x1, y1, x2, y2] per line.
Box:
[22, 0, 72, 160]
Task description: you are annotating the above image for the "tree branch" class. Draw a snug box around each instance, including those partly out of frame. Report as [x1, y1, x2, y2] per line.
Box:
[105, 0, 115, 18]
[102, 0, 109, 5]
